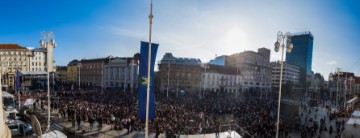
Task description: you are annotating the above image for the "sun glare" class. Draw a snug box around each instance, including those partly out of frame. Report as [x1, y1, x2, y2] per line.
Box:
[224, 27, 247, 54]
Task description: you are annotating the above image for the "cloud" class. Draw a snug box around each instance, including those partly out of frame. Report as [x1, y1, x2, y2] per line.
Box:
[326, 60, 337, 65]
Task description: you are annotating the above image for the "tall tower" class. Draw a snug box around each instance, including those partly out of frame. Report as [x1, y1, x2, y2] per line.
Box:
[39, 31, 56, 72]
[285, 32, 313, 88]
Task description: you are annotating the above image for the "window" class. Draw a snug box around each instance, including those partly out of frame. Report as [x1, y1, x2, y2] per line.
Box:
[8, 125, 18, 130]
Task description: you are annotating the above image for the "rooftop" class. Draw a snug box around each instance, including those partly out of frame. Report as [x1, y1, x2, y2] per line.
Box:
[207, 64, 239, 75]
[291, 31, 314, 39]
[0, 44, 28, 50]
[160, 53, 201, 65]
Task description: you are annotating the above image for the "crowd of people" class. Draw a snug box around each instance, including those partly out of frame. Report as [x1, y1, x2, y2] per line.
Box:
[21, 84, 353, 138]
[36, 87, 285, 137]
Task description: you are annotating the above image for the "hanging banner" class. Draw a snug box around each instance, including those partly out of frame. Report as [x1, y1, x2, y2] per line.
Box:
[138, 41, 158, 120]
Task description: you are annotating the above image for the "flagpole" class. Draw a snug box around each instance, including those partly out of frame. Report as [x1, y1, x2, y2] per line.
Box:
[17, 68, 20, 110]
[145, 0, 153, 137]
[344, 74, 347, 108]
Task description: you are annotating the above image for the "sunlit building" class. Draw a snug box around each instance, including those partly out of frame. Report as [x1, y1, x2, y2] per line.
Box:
[103, 57, 138, 90]
[203, 64, 242, 93]
[80, 56, 112, 87]
[0, 44, 32, 90]
[226, 48, 272, 93]
[157, 53, 202, 94]
[66, 59, 79, 84]
[28, 48, 47, 71]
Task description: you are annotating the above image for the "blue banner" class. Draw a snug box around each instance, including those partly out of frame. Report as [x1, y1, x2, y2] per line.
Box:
[138, 41, 158, 120]
[15, 69, 20, 92]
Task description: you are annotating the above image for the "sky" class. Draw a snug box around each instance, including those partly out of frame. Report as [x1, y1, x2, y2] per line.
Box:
[0, 0, 360, 79]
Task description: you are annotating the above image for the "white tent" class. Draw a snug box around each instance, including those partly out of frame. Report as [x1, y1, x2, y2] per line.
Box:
[343, 110, 360, 138]
[179, 131, 242, 138]
[41, 130, 67, 138]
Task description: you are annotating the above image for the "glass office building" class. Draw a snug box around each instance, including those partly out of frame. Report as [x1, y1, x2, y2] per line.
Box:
[285, 32, 314, 88]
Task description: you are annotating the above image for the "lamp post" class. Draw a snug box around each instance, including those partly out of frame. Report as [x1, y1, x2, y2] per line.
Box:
[16, 62, 21, 110]
[78, 62, 81, 91]
[102, 63, 104, 93]
[1, 61, 8, 91]
[335, 68, 342, 109]
[201, 63, 209, 99]
[130, 59, 136, 94]
[39, 31, 56, 132]
[167, 61, 170, 98]
[4, 61, 8, 92]
[274, 31, 293, 138]
[260, 70, 265, 101]
[292, 76, 297, 100]
[349, 76, 354, 98]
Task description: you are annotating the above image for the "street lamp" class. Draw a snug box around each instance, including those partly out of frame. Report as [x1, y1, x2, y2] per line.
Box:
[348, 76, 353, 96]
[1, 61, 8, 91]
[130, 59, 136, 94]
[15, 62, 21, 110]
[167, 61, 170, 98]
[274, 31, 293, 138]
[337, 69, 342, 108]
[260, 70, 265, 101]
[39, 31, 56, 132]
[78, 62, 81, 91]
[201, 63, 209, 99]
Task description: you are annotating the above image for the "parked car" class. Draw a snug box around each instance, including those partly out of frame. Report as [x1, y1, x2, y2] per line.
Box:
[7, 119, 34, 136]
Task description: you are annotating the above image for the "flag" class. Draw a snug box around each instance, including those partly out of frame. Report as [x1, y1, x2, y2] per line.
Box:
[138, 41, 158, 120]
[15, 69, 21, 92]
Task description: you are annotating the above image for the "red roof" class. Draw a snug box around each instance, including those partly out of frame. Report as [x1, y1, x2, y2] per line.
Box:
[355, 77, 360, 84]
[339, 72, 355, 78]
[0, 44, 27, 49]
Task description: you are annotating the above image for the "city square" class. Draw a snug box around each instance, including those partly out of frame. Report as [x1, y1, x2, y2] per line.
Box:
[1, 1, 360, 138]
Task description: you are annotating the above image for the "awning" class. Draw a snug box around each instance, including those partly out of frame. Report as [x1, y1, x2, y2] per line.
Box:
[19, 71, 48, 76]
[351, 110, 360, 118]
[347, 97, 358, 104]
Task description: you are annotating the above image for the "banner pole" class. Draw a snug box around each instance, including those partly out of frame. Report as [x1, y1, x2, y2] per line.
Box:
[145, 0, 153, 137]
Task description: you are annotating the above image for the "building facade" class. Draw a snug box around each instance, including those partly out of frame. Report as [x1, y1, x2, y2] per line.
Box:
[271, 61, 300, 89]
[29, 48, 47, 71]
[55, 66, 67, 83]
[328, 72, 356, 104]
[158, 53, 202, 94]
[80, 56, 112, 87]
[66, 60, 79, 84]
[203, 64, 242, 93]
[209, 55, 227, 66]
[104, 57, 138, 90]
[355, 77, 360, 94]
[286, 32, 314, 88]
[0, 44, 32, 90]
[226, 48, 272, 92]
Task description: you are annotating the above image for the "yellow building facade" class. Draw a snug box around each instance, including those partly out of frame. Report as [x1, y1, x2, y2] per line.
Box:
[66, 60, 79, 84]
[0, 44, 32, 90]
